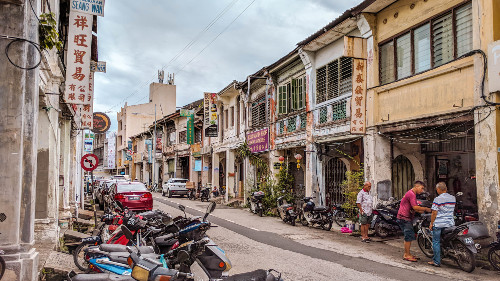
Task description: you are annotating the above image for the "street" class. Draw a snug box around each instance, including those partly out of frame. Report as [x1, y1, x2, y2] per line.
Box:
[152, 195, 499, 281]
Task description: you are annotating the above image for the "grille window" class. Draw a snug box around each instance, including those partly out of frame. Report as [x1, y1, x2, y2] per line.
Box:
[251, 96, 266, 128]
[178, 130, 187, 143]
[316, 58, 353, 104]
[456, 3, 473, 57]
[432, 12, 454, 67]
[414, 23, 431, 73]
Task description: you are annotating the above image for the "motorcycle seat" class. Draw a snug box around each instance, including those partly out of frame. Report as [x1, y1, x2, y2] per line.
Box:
[442, 226, 457, 235]
[107, 252, 158, 265]
[99, 244, 154, 254]
[70, 273, 134, 281]
[314, 206, 327, 212]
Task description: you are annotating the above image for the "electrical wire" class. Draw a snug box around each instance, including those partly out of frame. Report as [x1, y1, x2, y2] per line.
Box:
[1, 35, 42, 70]
[28, 0, 41, 24]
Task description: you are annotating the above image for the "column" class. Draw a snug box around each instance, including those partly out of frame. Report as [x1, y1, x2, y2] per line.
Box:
[225, 150, 235, 201]
[364, 128, 392, 202]
[211, 153, 220, 189]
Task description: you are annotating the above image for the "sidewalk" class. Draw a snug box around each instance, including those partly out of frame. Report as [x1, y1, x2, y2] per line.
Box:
[153, 193, 500, 281]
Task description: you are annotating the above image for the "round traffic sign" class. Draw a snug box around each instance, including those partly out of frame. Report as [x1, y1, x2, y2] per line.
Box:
[81, 153, 99, 172]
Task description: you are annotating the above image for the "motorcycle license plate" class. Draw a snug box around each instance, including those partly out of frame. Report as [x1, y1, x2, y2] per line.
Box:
[464, 237, 473, 244]
[129, 196, 140, 200]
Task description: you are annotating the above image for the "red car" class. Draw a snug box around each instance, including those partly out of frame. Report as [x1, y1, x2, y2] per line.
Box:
[109, 182, 153, 211]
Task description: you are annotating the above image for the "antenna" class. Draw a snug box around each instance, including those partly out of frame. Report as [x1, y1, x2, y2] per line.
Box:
[158, 70, 165, 84]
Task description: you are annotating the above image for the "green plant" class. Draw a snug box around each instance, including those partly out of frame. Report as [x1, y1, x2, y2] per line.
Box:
[341, 168, 364, 222]
[39, 12, 63, 51]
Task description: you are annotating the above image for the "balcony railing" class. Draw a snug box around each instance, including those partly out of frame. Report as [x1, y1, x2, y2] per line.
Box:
[276, 112, 307, 136]
[317, 97, 349, 125]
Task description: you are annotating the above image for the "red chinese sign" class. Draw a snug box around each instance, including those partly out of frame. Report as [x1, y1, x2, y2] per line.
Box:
[64, 11, 93, 105]
[350, 58, 367, 134]
[77, 72, 94, 129]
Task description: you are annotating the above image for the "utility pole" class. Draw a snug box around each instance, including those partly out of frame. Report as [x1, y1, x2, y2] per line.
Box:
[152, 104, 157, 189]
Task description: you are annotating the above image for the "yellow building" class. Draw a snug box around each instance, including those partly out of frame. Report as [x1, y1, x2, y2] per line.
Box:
[360, 0, 500, 234]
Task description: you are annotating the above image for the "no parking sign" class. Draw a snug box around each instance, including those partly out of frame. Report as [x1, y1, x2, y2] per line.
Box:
[81, 154, 99, 172]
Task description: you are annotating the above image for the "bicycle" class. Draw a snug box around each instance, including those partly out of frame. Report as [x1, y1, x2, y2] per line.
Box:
[0, 212, 7, 280]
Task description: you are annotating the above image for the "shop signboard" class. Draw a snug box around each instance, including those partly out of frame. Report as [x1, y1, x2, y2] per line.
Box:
[71, 0, 105, 17]
[205, 125, 218, 137]
[64, 11, 93, 105]
[90, 61, 107, 72]
[145, 139, 152, 164]
[180, 109, 194, 117]
[194, 160, 202, 171]
[107, 132, 116, 169]
[84, 138, 93, 152]
[247, 128, 269, 153]
[92, 111, 111, 133]
[156, 133, 162, 152]
[78, 73, 94, 129]
[350, 58, 367, 134]
[186, 115, 194, 144]
[126, 140, 133, 160]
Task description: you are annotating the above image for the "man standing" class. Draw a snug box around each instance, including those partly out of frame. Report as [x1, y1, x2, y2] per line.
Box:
[428, 182, 456, 267]
[397, 181, 432, 262]
[356, 182, 373, 242]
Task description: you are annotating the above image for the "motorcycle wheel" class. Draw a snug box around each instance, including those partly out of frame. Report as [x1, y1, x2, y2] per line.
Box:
[488, 245, 500, 271]
[73, 243, 92, 272]
[454, 242, 476, 273]
[321, 218, 333, 231]
[374, 222, 390, 239]
[290, 217, 296, 226]
[300, 213, 309, 226]
[334, 211, 346, 227]
[258, 208, 263, 217]
[416, 233, 434, 258]
[0, 256, 5, 281]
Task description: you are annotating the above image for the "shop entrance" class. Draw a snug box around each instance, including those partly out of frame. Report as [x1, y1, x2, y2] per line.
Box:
[325, 158, 347, 207]
[392, 155, 415, 199]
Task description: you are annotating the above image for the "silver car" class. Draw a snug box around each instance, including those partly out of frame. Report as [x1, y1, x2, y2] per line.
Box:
[162, 178, 189, 198]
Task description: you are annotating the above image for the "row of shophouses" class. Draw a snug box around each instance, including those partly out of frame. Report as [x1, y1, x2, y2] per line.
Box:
[114, 0, 500, 235]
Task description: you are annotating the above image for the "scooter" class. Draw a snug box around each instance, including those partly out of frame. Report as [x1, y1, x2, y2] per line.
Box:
[487, 221, 500, 271]
[370, 199, 401, 238]
[299, 197, 333, 231]
[200, 187, 211, 202]
[416, 214, 488, 272]
[249, 191, 265, 217]
[276, 195, 297, 226]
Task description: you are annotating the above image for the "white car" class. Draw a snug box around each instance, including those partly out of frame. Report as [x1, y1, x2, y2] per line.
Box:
[162, 178, 189, 198]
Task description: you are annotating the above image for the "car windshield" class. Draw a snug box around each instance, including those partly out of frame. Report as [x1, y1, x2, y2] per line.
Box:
[117, 183, 148, 193]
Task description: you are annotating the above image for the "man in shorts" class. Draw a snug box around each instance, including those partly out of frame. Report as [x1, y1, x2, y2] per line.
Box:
[397, 181, 432, 262]
[356, 182, 373, 242]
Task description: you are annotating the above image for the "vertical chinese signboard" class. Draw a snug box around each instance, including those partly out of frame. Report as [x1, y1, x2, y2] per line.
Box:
[78, 72, 94, 128]
[181, 109, 195, 144]
[107, 132, 116, 169]
[64, 11, 93, 105]
[247, 128, 269, 153]
[204, 92, 218, 137]
[350, 59, 367, 134]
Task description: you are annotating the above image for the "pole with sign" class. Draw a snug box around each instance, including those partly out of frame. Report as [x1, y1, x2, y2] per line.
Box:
[81, 153, 98, 225]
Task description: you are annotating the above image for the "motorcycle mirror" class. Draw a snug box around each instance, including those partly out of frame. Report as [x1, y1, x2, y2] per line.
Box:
[178, 205, 187, 218]
[203, 202, 216, 221]
[456, 192, 463, 196]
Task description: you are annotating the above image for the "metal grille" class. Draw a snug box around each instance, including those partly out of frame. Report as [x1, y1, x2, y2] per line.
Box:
[287, 116, 296, 133]
[339, 57, 353, 96]
[178, 130, 187, 143]
[300, 113, 307, 129]
[332, 99, 347, 121]
[325, 158, 347, 207]
[456, 2, 472, 56]
[319, 106, 328, 124]
[392, 155, 415, 199]
[316, 66, 327, 104]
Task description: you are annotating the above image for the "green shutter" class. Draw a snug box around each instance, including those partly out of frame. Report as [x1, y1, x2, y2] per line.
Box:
[278, 86, 283, 114]
[298, 78, 304, 109]
[291, 79, 297, 110]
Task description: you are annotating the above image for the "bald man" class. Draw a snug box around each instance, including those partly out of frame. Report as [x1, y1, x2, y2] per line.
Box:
[356, 182, 373, 242]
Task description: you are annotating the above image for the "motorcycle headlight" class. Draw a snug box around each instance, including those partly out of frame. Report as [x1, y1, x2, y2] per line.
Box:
[131, 265, 149, 281]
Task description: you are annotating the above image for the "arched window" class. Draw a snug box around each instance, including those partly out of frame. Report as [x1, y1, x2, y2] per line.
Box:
[392, 155, 415, 199]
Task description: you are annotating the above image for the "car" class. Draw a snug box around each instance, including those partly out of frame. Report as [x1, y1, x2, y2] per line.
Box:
[108, 181, 152, 211]
[162, 178, 189, 198]
[97, 179, 127, 209]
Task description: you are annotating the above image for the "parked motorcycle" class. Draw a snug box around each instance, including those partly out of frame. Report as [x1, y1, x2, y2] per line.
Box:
[454, 192, 479, 225]
[276, 195, 297, 226]
[487, 221, 500, 271]
[249, 191, 265, 217]
[219, 186, 226, 196]
[200, 187, 211, 202]
[416, 214, 488, 272]
[299, 197, 333, 231]
[370, 199, 401, 238]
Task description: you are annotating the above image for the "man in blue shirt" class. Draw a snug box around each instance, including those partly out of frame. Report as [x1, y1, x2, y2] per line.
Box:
[428, 182, 456, 267]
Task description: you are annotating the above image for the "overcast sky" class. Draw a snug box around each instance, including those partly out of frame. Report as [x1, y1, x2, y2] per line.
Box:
[94, 0, 363, 132]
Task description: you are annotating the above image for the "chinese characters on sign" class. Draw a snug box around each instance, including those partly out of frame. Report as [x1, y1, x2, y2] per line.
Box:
[107, 132, 116, 169]
[204, 92, 218, 137]
[64, 11, 93, 105]
[186, 115, 194, 144]
[350, 58, 367, 134]
[247, 128, 269, 153]
[77, 72, 94, 128]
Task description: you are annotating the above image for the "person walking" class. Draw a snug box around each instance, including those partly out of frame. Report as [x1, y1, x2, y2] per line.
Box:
[356, 182, 373, 243]
[428, 182, 456, 267]
[397, 181, 432, 262]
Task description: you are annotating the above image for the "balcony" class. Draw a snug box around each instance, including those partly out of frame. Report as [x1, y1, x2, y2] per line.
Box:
[316, 97, 349, 126]
[277, 112, 307, 136]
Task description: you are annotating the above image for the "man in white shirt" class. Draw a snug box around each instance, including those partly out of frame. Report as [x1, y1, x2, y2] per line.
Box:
[356, 182, 373, 243]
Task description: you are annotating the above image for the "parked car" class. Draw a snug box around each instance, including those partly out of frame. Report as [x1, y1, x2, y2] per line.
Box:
[108, 182, 153, 211]
[97, 179, 127, 209]
[162, 178, 189, 198]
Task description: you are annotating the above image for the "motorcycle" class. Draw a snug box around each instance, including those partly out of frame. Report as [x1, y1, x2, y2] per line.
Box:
[416, 214, 488, 272]
[454, 192, 479, 225]
[200, 187, 211, 202]
[249, 191, 265, 217]
[276, 195, 297, 226]
[219, 186, 226, 196]
[487, 221, 500, 271]
[370, 199, 400, 238]
[331, 204, 347, 227]
[299, 197, 333, 231]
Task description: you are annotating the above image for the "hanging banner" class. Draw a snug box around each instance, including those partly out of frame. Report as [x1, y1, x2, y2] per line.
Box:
[71, 0, 105, 17]
[194, 160, 202, 172]
[186, 115, 194, 144]
[65, 11, 93, 105]
[126, 140, 133, 160]
[156, 133, 162, 152]
[350, 58, 367, 134]
[107, 132, 116, 169]
[145, 139, 153, 164]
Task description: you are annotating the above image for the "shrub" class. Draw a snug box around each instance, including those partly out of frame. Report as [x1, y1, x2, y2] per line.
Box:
[341, 169, 364, 222]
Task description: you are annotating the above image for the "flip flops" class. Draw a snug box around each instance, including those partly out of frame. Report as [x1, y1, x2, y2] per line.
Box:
[427, 261, 440, 267]
[403, 256, 418, 262]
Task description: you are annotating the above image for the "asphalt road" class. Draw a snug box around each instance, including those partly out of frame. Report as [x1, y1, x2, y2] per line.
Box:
[152, 195, 499, 281]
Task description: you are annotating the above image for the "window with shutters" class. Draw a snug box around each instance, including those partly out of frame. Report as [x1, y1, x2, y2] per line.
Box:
[279, 76, 306, 115]
[379, 1, 472, 84]
[316, 57, 353, 104]
[278, 85, 288, 114]
[251, 95, 266, 128]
